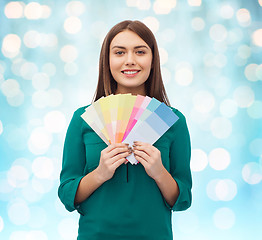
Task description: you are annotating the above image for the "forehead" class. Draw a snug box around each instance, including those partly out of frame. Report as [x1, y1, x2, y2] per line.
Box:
[110, 30, 149, 48]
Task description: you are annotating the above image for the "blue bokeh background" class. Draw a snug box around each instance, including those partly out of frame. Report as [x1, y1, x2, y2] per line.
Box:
[0, 0, 262, 239]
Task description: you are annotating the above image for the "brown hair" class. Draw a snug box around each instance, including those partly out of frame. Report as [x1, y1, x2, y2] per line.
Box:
[93, 20, 170, 106]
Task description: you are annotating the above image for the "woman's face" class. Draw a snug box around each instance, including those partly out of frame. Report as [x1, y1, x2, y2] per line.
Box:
[109, 30, 153, 95]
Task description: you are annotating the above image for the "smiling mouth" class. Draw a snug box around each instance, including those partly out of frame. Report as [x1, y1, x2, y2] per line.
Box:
[121, 70, 141, 75]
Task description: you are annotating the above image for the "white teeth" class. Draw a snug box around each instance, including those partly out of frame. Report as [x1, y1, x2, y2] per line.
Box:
[123, 71, 138, 75]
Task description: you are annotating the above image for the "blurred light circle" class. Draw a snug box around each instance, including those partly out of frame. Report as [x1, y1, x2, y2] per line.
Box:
[27, 231, 48, 240]
[215, 179, 237, 201]
[213, 207, 235, 229]
[143, 17, 160, 33]
[259, 0, 262, 6]
[32, 157, 54, 179]
[209, 148, 231, 170]
[219, 99, 238, 118]
[64, 62, 79, 75]
[41, 5, 52, 19]
[207, 179, 220, 201]
[28, 127, 52, 155]
[159, 48, 168, 65]
[2, 34, 21, 58]
[5, 126, 27, 150]
[42, 62, 56, 76]
[126, 0, 137, 7]
[60, 45, 78, 63]
[11, 58, 26, 76]
[32, 73, 50, 90]
[214, 53, 227, 68]
[191, 17, 205, 31]
[247, 101, 262, 119]
[220, 4, 234, 19]
[161, 67, 171, 85]
[20, 62, 38, 80]
[238, 45, 251, 59]
[188, 0, 202, 6]
[252, 29, 262, 47]
[159, 29, 176, 43]
[211, 117, 232, 139]
[136, 0, 151, 10]
[153, 0, 176, 14]
[24, 2, 42, 20]
[242, 162, 262, 185]
[209, 24, 227, 42]
[8, 199, 30, 225]
[32, 90, 49, 108]
[58, 218, 78, 239]
[193, 90, 215, 113]
[175, 63, 193, 86]
[227, 28, 243, 45]
[236, 8, 251, 26]
[7, 89, 24, 107]
[1, 79, 20, 97]
[45, 33, 58, 47]
[28, 207, 47, 229]
[256, 64, 262, 80]
[10, 231, 27, 240]
[234, 55, 247, 66]
[44, 111, 66, 133]
[66, 1, 86, 16]
[47, 89, 63, 107]
[32, 177, 54, 194]
[176, 211, 199, 234]
[91, 21, 108, 40]
[191, 149, 208, 172]
[4, 1, 24, 19]
[0, 120, 3, 135]
[0, 216, 3, 232]
[23, 30, 41, 48]
[249, 138, 262, 157]
[244, 63, 258, 81]
[233, 85, 254, 108]
[203, 52, 215, 67]
[7, 165, 29, 188]
[22, 183, 43, 203]
[64, 16, 82, 34]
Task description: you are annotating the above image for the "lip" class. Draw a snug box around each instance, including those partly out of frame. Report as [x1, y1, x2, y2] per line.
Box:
[121, 69, 141, 77]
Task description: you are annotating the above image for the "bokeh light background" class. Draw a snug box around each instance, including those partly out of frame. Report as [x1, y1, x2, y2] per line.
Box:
[0, 0, 262, 239]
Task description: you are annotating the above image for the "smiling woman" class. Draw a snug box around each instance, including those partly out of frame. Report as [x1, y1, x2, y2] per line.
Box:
[58, 20, 192, 240]
[109, 30, 153, 95]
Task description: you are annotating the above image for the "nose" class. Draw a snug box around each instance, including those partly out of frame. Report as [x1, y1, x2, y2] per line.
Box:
[125, 52, 136, 66]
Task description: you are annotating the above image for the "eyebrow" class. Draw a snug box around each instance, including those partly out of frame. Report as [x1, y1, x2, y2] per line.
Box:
[111, 45, 149, 50]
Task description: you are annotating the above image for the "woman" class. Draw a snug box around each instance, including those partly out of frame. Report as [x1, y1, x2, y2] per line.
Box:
[58, 20, 192, 240]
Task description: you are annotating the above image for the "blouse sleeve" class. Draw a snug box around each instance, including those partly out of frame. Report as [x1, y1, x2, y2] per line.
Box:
[167, 110, 192, 211]
[58, 107, 86, 215]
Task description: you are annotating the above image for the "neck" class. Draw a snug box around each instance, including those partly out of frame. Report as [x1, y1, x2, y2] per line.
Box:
[115, 85, 146, 96]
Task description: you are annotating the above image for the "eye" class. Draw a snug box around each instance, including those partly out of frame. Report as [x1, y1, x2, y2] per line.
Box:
[115, 51, 125, 55]
[136, 50, 146, 55]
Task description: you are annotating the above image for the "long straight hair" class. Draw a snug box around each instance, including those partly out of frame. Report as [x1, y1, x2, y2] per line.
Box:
[93, 20, 170, 106]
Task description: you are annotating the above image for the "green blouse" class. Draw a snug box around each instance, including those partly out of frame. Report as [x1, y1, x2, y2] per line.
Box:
[58, 106, 192, 240]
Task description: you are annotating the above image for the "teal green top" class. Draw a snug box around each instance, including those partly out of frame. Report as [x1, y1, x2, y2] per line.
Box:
[58, 106, 192, 240]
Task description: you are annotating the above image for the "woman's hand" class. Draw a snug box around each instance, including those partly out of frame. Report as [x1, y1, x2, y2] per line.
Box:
[133, 141, 165, 180]
[95, 143, 132, 182]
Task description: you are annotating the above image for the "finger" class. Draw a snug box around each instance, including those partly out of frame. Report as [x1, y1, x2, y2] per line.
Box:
[110, 150, 132, 164]
[108, 146, 131, 159]
[133, 149, 150, 162]
[134, 153, 149, 168]
[112, 157, 128, 169]
[133, 144, 154, 156]
[104, 143, 129, 153]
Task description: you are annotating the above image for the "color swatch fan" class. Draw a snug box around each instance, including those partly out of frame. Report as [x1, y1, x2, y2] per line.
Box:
[81, 94, 179, 164]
